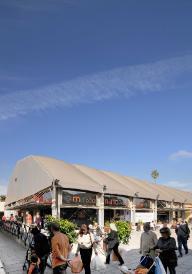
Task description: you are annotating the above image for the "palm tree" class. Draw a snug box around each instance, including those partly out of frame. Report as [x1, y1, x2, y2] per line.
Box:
[0, 195, 6, 202]
[151, 169, 159, 183]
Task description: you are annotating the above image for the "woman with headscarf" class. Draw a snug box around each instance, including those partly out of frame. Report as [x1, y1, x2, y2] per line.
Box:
[105, 223, 124, 265]
[155, 227, 177, 274]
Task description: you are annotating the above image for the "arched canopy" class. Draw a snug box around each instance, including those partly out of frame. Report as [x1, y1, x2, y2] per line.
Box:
[6, 155, 192, 205]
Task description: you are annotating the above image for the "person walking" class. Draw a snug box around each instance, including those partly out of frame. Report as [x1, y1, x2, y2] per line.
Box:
[155, 227, 177, 274]
[75, 224, 98, 274]
[140, 222, 157, 259]
[175, 219, 190, 257]
[31, 227, 50, 274]
[105, 223, 124, 266]
[50, 223, 70, 274]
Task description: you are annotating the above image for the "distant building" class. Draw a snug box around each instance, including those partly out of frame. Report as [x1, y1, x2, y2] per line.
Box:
[5, 155, 192, 226]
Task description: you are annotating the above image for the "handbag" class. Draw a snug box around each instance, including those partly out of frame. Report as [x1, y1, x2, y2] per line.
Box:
[92, 254, 106, 271]
[70, 256, 83, 273]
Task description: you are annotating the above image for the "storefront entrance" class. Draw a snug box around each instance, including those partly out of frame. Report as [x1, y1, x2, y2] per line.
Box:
[104, 209, 131, 222]
[60, 208, 97, 227]
[157, 211, 169, 222]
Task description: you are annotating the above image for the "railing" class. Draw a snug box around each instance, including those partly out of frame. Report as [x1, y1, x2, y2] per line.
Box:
[1, 221, 34, 247]
[1, 221, 52, 267]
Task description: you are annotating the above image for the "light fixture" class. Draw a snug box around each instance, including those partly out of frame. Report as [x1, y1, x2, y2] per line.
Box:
[103, 185, 107, 192]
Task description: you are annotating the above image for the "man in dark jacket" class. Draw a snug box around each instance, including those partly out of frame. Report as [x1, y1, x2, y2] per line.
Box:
[31, 227, 50, 274]
[105, 223, 124, 265]
[175, 220, 190, 257]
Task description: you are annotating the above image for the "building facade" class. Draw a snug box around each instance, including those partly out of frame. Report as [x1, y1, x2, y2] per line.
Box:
[5, 156, 192, 226]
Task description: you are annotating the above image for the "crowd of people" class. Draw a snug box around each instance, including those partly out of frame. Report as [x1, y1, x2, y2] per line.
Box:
[1, 213, 191, 274]
[140, 220, 190, 274]
[26, 221, 124, 274]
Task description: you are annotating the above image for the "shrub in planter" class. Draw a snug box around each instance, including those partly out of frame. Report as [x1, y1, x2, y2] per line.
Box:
[45, 215, 77, 243]
[115, 221, 132, 244]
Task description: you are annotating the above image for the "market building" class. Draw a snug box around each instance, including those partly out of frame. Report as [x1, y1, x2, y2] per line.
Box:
[5, 155, 192, 226]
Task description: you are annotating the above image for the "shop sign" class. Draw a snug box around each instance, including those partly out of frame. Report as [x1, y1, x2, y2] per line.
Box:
[134, 198, 151, 209]
[62, 190, 96, 206]
[104, 195, 129, 207]
[37, 191, 52, 205]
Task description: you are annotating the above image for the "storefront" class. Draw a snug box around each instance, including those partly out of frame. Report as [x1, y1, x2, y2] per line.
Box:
[157, 201, 171, 222]
[133, 198, 154, 223]
[60, 190, 98, 226]
[59, 191, 131, 225]
[5, 155, 192, 227]
[6, 189, 52, 223]
[104, 195, 131, 222]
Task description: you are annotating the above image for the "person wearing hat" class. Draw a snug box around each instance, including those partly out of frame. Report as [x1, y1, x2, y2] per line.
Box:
[155, 227, 177, 274]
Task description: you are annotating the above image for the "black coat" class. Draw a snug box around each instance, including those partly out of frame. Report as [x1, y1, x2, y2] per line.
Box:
[107, 230, 119, 249]
[176, 224, 190, 239]
[156, 237, 177, 266]
[33, 233, 50, 258]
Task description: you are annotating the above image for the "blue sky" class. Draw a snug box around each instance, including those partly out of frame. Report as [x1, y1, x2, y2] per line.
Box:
[0, 0, 192, 194]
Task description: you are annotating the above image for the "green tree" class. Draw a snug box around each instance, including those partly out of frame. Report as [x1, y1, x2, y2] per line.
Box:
[115, 221, 132, 244]
[151, 169, 159, 183]
[45, 216, 77, 243]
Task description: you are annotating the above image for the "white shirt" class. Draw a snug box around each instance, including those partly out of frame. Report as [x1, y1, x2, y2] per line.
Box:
[77, 233, 95, 249]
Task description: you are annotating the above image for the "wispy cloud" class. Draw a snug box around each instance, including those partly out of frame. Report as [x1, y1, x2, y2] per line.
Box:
[163, 181, 192, 190]
[0, 54, 192, 121]
[169, 150, 192, 160]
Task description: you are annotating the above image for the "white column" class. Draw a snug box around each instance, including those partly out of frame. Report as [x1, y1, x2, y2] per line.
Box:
[97, 193, 104, 228]
[153, 200, 157, 222]
[52, 181, 58, 218]
[131, 199, 136, 224]
[57, 188, 62, 219]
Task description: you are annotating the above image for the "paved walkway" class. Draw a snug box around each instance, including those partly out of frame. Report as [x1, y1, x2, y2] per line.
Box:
[0, 229, 192, 273]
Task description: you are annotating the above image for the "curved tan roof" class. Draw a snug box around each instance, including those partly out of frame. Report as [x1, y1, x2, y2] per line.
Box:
[6, 155, 192, 205]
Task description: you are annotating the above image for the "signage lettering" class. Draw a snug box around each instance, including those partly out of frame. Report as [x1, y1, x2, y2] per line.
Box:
[104, 195, 129, 207]
[62, 190, 96, 206]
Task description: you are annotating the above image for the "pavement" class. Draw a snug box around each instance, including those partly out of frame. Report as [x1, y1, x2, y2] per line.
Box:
[0, 228, 192, 274]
